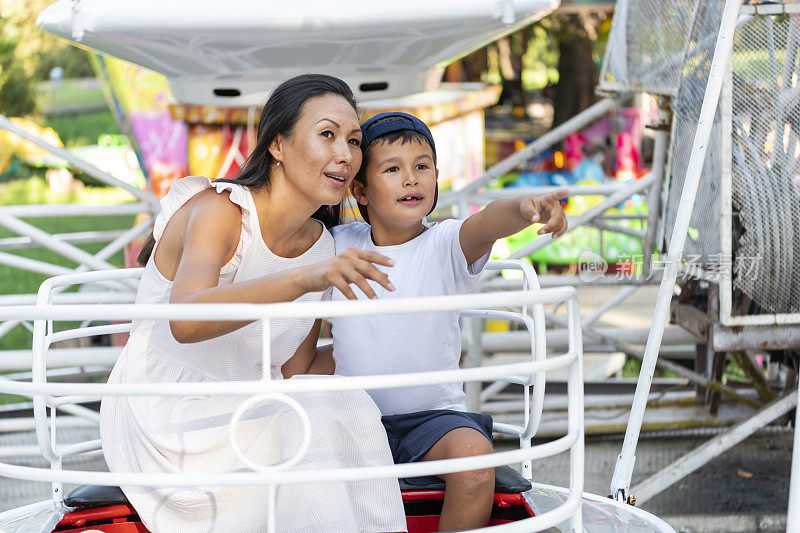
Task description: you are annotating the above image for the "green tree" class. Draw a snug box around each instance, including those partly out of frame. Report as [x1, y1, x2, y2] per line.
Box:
[0, 14, 37, 117]
[7, 0, 93, 80]
[549, 12, 609, 127]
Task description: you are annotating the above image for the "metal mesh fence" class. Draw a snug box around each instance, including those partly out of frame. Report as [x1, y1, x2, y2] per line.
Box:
[728, 13, 800, 315]
[600, 0, 701, 94]
[663, 3, 800, 316]
[663, 2, 725, 268]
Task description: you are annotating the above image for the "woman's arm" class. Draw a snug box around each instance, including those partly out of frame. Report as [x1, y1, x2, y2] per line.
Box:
[167, 191, 310, 342]
[458, 189, 569, 265]
[166, 192, 396, 343]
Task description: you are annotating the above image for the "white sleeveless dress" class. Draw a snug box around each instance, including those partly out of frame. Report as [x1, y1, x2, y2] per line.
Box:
[99, 176, 406, 533]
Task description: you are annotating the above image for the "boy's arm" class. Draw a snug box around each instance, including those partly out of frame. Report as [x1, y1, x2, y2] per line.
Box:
[281, 319, 324, 378]
[459, 189, 569, 266]
[307, 343, 335, 375]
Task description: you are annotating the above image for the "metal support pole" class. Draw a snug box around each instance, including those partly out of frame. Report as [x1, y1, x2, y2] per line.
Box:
[543, 310, 759, 409]
[642, 105, 671, 277]
[610, 0, 745, 501]
[0, 115, 159, 209]
[786, 382, 800, 532]
[588, 220, 646, 239]
[0, 320, 22, 342]
[581, 285, 638, 328]
[0, 251, 72, 277]
[0, 215, 122, 273]
[463, 317, 483, 412]
[0, 214, 136, 291]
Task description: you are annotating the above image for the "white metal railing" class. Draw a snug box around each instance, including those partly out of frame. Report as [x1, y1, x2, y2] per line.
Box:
[0, 112, 157, 371]
[0, 267, 585, 533]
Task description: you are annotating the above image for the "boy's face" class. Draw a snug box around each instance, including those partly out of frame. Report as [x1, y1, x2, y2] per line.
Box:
[352, 138, 437, 230]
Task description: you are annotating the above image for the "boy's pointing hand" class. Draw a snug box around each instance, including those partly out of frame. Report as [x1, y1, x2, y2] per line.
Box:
[519, 189, 569, 238]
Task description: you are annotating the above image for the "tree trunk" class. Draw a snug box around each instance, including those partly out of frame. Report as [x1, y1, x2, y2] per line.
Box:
[552, 21, 599, 127]
[497, 30, 531, 117]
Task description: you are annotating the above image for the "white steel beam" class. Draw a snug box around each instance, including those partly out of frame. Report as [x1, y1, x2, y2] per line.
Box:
[0, 115, 158, 208]
[0, 203, 150, 218]
[787, 381, 800, 532]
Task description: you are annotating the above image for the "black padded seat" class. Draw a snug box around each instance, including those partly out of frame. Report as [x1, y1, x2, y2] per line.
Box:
[399, 465, 532, 494]
[64, 485, 130, 509]
[65, 466, 532, 509]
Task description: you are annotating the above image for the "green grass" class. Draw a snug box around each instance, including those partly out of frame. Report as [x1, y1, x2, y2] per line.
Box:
[36, 77, 120, 147]
[44, 110, 121, 148]
[38, 78, 108, 112]
[0, 177, 137, 353]
[621, 357, 679, 379]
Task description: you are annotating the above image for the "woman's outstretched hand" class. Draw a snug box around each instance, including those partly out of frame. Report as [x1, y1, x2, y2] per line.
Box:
[302, 247, 395, 299]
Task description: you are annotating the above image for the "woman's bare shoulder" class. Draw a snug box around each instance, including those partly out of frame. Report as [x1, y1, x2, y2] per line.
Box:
[156, 187, 244, 277]
[190, 187, 243, 219]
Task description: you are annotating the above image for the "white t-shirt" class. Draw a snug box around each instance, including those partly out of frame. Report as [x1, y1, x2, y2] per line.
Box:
[330, 220, 489, 416]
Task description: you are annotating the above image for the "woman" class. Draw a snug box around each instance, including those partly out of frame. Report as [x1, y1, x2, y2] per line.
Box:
[100, 74, 406, 532]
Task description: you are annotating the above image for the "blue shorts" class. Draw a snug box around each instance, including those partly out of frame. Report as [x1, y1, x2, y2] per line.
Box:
[381, 409, 494, 486]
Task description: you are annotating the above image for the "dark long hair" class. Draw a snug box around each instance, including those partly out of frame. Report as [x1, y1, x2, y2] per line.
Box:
[137, 74, 358, 266]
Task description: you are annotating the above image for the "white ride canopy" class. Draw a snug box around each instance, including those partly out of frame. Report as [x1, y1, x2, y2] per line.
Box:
[37, 0, 558, 105]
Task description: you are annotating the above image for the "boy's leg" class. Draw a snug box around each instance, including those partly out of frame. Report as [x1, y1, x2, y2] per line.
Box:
[419, 427, 494, 532]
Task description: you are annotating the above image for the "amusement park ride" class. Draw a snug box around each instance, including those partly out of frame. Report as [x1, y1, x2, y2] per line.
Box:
[0, 0, 798, 531]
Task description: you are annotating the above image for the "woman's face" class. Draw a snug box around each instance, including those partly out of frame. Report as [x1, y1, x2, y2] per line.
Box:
[274, 93, 363, 207]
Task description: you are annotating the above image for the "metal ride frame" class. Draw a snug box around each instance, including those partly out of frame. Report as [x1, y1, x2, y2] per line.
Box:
[450, 0, 800, 515]
[0, 76, 768, 520]
[602, 0, 800, 508]
[0, 101, 707, 439]
[0, 0, 798, 522]
[0, 265, 588, 533]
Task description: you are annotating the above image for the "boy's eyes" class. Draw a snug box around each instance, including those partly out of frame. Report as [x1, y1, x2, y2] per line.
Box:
[383, 164, 430, 173]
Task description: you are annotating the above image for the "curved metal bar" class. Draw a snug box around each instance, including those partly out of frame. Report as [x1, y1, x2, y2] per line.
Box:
[0, 355, 577, 398]
[0, 431, 578, 487]
[229, 394, 312, 472]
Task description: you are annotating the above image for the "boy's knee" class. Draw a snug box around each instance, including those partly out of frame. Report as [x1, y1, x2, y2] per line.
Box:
[452, 433, 493, 458]
[449, 467, 495, 494]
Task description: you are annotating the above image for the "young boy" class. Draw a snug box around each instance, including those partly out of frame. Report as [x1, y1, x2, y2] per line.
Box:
[330, 112, 567, 531]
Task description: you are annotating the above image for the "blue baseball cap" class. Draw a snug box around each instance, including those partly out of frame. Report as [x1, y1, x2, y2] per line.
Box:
[357, 112, 438, 222]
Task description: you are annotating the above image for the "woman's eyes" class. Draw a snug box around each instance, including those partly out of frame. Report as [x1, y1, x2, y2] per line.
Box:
[321, 130, 361, 146]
